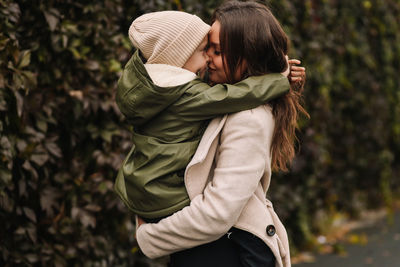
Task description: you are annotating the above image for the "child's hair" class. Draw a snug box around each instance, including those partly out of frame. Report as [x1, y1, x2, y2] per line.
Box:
[213, 1, 309, 172]
[129, 11, 210, 68]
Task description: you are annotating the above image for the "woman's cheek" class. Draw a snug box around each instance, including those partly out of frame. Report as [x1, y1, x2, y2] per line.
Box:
[215, 56, 224, 71]
[210, 70, 227, 84]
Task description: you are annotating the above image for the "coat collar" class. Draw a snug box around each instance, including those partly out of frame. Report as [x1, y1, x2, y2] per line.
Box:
[186, 115, 226, 168]
[184, 115, 227, 199]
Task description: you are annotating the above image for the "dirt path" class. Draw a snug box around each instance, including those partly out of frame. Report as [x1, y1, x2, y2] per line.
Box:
[294, 211, 400, 267]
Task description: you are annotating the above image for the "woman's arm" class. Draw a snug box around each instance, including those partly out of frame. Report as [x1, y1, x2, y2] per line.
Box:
[136, 107, 274, 258]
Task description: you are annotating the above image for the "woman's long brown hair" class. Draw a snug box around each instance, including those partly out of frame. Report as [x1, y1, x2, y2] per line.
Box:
[213, 1, 309, 172]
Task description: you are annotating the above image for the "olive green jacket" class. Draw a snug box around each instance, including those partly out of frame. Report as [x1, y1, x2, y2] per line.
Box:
[114, 50, 289, 219]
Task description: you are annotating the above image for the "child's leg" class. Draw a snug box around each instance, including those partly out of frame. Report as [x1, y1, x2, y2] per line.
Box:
[229, 228, 276, 267]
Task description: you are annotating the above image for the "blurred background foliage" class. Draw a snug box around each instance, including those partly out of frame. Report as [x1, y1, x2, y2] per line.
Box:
[0, 0, 399, 265]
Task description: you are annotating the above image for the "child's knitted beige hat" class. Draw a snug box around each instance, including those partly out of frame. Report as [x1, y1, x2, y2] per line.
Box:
[129, 11, 210, 68]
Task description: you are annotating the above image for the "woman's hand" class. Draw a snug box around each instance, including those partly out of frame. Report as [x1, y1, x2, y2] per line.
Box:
[281, 55, 291, 77]
[288, 59, 306, 90]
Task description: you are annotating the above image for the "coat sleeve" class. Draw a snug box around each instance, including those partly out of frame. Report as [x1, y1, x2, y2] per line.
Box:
[174, 73, 289, 121]
[136, 107, 272, 258]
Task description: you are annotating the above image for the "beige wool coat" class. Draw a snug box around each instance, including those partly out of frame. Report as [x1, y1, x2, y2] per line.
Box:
[136, 105, 291, 267]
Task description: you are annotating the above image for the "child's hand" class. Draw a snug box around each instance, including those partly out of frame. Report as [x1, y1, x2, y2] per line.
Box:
[137, 216, 146, 227]
[134, 215, 146, 239]
[135, 215, 146, 228]
[288, 59, 306, 89]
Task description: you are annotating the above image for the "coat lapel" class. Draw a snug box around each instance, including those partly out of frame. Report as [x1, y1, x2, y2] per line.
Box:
[184, 115, 227, 199]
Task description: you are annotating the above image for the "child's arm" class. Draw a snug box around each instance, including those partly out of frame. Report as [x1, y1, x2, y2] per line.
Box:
[116, 50, 290, 124]
[174, 73, 290, 121]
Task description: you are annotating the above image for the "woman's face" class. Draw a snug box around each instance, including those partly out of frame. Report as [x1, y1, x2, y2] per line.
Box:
[207, 20, 245, 84]
[206, 21, 228, 84]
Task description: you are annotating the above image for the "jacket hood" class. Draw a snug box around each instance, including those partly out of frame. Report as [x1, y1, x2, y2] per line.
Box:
[116, 50, 195, 126]
[144, 64, 196, 87]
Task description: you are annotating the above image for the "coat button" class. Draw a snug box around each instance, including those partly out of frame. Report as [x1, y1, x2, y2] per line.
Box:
[266, 225, 276, 236]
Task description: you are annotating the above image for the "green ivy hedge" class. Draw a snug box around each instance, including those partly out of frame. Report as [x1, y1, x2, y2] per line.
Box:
[1, 0, 399, 265]
[269, 0, 400, 250]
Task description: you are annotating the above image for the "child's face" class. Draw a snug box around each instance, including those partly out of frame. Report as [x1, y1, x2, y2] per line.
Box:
[182, 36, 209, 75]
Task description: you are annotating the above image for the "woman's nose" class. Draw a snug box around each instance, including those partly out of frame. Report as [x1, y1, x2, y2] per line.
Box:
[206, 46, 213, 58]
[204, 51, 210, 63]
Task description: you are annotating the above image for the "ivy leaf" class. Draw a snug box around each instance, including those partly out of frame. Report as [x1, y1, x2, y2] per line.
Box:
[22, 71, 37, 87]
[23, 207, 37, 223]
[71, 207, 96, 228]
[18, 50, 31, 68]
[0, 73, 5, 89]
[79, 210, 96, 228]
[45, 142, 62, 158]
[30, 153, 49, 166]
[7, 3, 21, 23]
[43, 10, 59, 31]
[26, 223, 37, 243]
[26, 254, 39, 263]
[14, 89, 24, 117]
[36, 118, 48, 133]
[85, 60, 100, 71]
[108, 59, 121, 73]
[68, 47, 81, 59]
[84, 204, 101, 212]
[100, 129, 114, 143]
[0, 169, 12, 187]
[15, 227, 25, 235]
[18, 179, 27, 197]
[22, 160, 39, 180]
[40, 187, 61, 216]
[62, 34, 68, 48]
[0, 192, 14, 212]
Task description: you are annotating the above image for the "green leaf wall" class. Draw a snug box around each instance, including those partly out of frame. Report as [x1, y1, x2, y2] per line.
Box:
[1, 0, 399, 265]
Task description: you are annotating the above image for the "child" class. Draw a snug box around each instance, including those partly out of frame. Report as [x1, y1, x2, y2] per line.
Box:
[114, 10, 290, 222]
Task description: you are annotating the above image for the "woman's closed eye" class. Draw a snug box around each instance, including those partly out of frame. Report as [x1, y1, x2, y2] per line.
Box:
[208, 46, 220, 56]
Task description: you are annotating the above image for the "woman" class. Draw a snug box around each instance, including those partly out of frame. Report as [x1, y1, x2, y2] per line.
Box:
[135, 2, 307, 267]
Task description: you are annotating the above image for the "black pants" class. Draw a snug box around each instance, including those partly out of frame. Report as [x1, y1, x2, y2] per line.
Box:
[169, 228, 275, 267]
